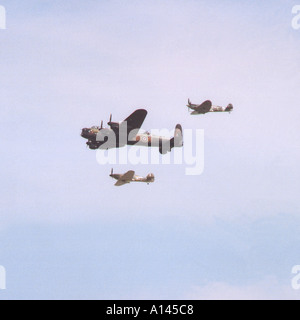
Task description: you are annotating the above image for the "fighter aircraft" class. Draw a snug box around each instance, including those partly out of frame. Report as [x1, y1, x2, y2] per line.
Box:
[187, 99, 233, 115]
[110, 169, 155, 186]
[81, 109, 183, 154]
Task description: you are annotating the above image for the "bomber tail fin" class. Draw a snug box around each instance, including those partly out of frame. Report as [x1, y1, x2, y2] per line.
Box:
[170, 124, 183, 149]
[159, 124, 183, 155]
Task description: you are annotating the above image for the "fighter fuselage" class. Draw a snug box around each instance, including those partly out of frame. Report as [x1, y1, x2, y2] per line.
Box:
[110, 172, 155, 184]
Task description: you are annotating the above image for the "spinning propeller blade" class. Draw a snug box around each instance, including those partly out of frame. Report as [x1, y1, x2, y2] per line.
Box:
[107, 114, 113, 127]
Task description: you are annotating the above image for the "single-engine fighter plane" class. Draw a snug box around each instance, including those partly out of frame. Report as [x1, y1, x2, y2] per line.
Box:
[110, 169, 155, 186]
[81, 109, 183, 154]
[187, 99, 233, 115]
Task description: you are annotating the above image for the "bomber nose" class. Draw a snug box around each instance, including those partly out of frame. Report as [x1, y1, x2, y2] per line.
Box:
[81, 128, 89, 138]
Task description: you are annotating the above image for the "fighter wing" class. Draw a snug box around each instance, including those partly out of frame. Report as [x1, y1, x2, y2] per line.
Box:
[195, 100, 212, 113]
[120, 170, 135, 181]
[114, 180, 128, 187]
[114, 170, 135, 186]
[124, 109, 148, 131]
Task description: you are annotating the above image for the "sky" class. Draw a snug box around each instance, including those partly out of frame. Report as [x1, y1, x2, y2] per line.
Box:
[0, 0, 300, 300]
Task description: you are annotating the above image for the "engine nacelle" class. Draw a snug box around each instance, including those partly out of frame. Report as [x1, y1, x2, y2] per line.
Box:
[86, 141, 99, 150]
[96, 129, 126, 149]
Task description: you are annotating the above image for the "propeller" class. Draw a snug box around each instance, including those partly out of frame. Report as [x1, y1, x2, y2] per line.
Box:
[108, 114, 113, 126]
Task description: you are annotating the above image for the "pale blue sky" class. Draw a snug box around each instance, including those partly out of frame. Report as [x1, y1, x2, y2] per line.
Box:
[0, 0, 300, 299]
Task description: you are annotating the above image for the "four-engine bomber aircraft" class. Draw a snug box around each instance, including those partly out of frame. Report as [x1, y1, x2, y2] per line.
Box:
[187, 99, 233, 115]
[81, 109, 183, 154]
[110, 169, 155, 186]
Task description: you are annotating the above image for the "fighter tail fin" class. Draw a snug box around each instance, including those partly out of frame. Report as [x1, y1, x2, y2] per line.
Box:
[225, 104, 233, 112]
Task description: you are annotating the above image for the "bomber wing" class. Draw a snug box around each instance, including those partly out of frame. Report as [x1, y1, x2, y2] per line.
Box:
[124, 109, 148, 131]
